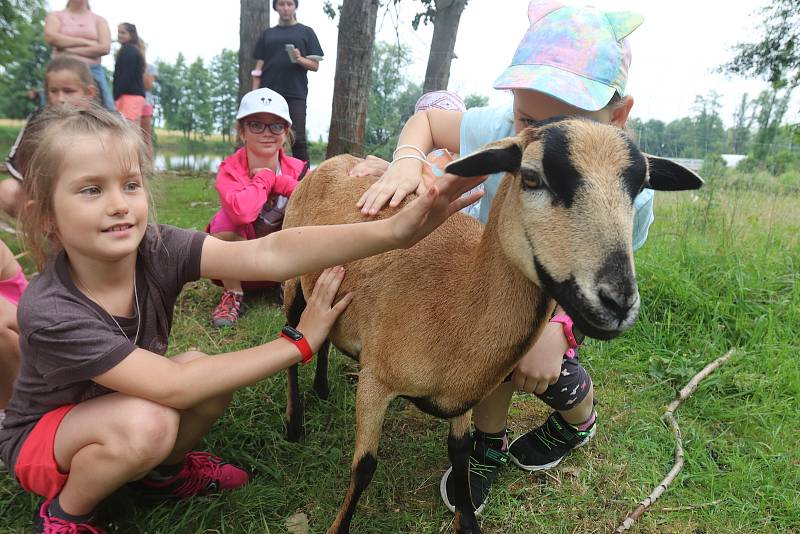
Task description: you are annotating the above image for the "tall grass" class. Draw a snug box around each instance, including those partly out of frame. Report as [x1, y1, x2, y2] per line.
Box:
[0, 174, 797, 533]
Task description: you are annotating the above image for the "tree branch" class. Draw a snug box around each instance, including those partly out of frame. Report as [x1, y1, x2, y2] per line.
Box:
[615, 348, 736, 533]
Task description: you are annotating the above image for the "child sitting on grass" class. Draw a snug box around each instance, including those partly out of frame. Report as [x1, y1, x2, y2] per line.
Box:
[207, 88, 309, 328]
[0, 104, 485, 533]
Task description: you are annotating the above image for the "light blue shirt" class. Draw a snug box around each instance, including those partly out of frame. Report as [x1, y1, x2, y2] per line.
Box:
[459, 105, 654, 251]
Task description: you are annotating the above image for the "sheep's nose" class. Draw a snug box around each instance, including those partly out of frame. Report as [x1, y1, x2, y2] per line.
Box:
[595, 249, 640, 326]
[598, 288, 639, 324]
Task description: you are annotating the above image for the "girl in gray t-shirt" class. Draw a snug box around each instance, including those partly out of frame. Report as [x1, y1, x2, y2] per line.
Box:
[0, 104, 485, 532]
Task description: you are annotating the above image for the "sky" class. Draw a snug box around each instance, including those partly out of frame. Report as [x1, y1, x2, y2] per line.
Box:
[49, 0, 798, 140]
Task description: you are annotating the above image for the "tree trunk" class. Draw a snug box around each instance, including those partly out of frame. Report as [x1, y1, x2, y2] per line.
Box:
[422, 0, 468, 93]
[239, 0, 270, 103]
[326, 0, 379, 158]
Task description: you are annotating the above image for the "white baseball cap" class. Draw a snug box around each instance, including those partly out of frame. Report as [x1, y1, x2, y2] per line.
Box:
[236, 88, 293, 126]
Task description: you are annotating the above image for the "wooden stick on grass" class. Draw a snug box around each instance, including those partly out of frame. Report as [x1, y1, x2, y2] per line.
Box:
[615, 348, 736, 533]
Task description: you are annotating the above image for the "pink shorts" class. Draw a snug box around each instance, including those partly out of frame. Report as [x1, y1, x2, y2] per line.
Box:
[141, 103, 154, 118]
[15, 404, 76, 499]
[207, 209, 256, 240]
[116, 95, 146, 121]
[206, 211, 277, 290]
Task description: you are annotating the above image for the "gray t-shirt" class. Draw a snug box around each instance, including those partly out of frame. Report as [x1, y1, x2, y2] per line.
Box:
[0, 224, 206, 472]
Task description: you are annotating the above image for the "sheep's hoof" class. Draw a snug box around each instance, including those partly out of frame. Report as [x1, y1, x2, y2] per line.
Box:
[454, 511, 481, 534]
[286, 421, 305, 442]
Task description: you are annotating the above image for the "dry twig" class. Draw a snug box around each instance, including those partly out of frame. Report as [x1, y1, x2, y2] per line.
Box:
[615, 348, 736, 532]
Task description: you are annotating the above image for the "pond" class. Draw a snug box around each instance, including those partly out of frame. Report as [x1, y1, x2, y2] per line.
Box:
[153, 151, 224, 173]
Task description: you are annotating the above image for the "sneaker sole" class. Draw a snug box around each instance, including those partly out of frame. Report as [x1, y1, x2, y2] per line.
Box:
[508, 425, 595, 472]
[439, 466, 487, 517]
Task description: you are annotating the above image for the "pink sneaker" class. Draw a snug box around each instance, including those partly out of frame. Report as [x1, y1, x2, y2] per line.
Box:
[130, 451, 249, 499]
[34, 499, 104, 533]
[211, 290, 245, 327]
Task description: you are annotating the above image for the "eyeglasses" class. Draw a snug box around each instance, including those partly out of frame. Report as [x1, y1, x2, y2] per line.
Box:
[245, 121, 287, 135]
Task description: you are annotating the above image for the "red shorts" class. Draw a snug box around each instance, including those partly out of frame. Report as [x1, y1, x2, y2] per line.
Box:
[141, 102, 154, 118]
[15, 404, 76, 499]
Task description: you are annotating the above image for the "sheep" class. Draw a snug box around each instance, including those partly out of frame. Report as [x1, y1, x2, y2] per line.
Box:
[281, 116, 703, 534]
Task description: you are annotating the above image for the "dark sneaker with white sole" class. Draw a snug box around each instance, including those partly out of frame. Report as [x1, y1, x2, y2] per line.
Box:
[509, 411, 596, 472]
[440, 429, 509, 516]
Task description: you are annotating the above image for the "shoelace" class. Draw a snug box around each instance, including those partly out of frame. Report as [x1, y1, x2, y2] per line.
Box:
[214, 293, 240, 319]
[41, 515, 104, 534]
[535, 421, 569, 451]
[170, 452, 225, 498]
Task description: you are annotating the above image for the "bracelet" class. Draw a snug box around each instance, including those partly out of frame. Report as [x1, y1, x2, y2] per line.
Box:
[388, 154, 431, 168]
[549, 313, 580, 358]
[393, 144, 427, 159]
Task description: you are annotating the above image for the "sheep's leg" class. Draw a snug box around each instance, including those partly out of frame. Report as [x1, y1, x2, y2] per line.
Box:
[285, 278, 306, 442]
[328, 372, 393, 534]
[286, 364, 304, 442]
[449, 411, 481, 534]
[313, 339, 330, 399]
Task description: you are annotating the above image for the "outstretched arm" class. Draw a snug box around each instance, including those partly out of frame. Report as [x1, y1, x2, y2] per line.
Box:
[93, 267, 352, 409]
[200, 170, 486, 283]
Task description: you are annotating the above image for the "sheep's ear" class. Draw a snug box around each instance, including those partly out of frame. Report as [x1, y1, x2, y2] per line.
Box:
[445, 141, 522, 177]
[645, 155, 704, 191]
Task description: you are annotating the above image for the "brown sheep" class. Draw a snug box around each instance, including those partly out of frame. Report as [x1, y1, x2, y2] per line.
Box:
[282, 117, 703, 534]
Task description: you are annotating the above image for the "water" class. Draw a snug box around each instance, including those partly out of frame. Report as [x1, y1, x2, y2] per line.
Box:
[153, 151, 224, 173]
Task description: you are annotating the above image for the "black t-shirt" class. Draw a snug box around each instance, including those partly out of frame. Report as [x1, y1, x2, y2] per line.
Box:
[253, 23, 323, 99]
[0, 224, 206, 472]
[113, 43, 145, 100]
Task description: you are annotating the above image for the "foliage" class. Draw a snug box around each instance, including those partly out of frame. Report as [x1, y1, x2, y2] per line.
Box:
[722, 0, 800, 84]
[154, 51, 239, 140]
[364, 41, 422, 160]
[0, 0, 50, 118]
[463, 93, 488, 109]
[0, 171, 798, 532]
[209, 49, 239, 142]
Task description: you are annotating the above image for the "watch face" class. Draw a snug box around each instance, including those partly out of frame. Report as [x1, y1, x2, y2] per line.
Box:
[282, 325, 304, 341]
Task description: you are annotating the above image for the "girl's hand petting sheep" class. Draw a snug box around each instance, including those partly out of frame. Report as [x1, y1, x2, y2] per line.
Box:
[358, 158, 428, 216]
[387, 171, 486, 248]
[296, 266, 354, 353]
[512, 321, 570, 394]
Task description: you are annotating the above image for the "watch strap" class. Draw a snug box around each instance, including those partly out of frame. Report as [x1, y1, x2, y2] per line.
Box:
[280, 328, 313, 364]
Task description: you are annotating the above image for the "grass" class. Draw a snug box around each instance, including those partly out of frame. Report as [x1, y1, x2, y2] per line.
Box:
[0, 172, 798, 533]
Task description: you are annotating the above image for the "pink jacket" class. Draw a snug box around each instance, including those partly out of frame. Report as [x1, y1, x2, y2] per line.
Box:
[215, 147, 304, 226]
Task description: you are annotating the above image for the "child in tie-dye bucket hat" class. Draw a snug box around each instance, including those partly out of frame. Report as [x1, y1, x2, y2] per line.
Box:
[355, 0, 655, 516]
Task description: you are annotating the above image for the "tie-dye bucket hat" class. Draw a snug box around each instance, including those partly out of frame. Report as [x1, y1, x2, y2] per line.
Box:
[494, 0, 643, 111]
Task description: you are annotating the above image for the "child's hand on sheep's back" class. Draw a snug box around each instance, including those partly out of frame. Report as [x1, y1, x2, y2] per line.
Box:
[357, 158, 425, 215]
[296, 266, 353, 353]
[388, 171, 486, 248]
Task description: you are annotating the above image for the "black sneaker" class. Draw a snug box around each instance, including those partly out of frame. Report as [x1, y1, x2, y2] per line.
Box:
[509, 411, 596, 472]
[439, 430, 509, 516]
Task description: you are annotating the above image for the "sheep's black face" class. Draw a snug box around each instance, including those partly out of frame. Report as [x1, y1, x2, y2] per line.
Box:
[446, 117, 703, 341]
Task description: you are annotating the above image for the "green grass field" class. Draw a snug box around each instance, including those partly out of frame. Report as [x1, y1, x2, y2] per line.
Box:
[0, 171, 797, 533]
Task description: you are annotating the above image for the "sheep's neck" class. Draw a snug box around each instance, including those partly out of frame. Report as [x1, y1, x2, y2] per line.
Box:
[463, 184, 550, 377]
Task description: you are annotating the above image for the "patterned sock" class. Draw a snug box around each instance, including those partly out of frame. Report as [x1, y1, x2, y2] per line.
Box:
[48, 496, 94, 524]
[572, 410, 597, 432]
[474, 428, 508, 451]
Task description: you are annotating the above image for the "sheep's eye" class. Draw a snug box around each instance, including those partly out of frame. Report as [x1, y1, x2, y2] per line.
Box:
[520, 167, 543, 190]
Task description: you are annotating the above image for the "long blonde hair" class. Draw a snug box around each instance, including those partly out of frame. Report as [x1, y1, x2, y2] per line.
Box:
[20, 105, 154, 269]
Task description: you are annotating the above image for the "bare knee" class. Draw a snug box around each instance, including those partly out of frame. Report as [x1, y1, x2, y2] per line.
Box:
[0, 179, 22, 216]
[117, 400, 180, 464]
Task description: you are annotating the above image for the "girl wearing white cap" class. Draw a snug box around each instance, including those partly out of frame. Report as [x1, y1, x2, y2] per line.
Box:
[207, 88, 308, 327]
[354, 0, 654, 516]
